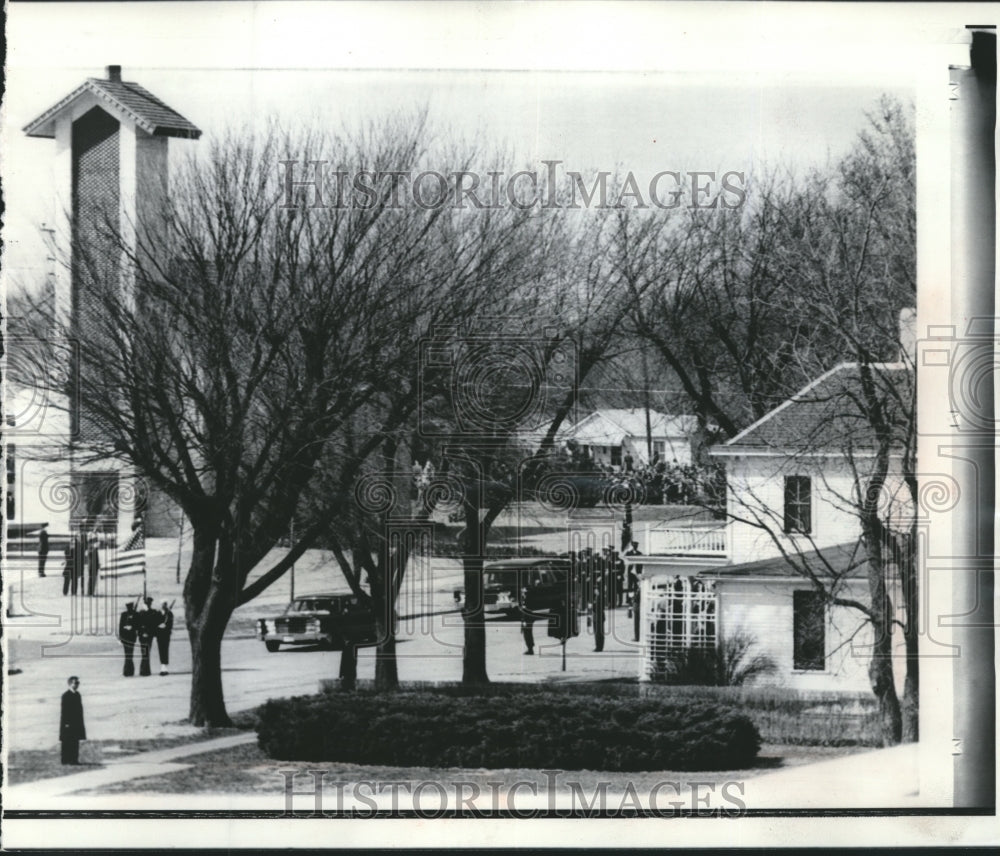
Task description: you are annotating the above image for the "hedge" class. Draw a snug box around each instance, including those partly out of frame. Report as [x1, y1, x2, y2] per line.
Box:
[256, 690, 761, 771]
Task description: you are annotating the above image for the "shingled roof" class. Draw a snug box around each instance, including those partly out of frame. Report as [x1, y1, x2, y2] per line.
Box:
[713, 362, 912, 456]
[24, 67, 201, 139]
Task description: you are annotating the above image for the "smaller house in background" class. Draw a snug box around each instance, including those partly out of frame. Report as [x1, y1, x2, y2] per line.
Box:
[561, 408, 698, 468]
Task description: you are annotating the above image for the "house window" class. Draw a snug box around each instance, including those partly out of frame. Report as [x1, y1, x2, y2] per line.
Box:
[783, 475, 812, 534]
[793, 590, 825, 670]
[652, 440, 666, 460]
[610, 445, 622, 467]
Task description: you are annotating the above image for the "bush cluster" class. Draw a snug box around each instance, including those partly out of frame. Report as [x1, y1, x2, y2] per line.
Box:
[257, 690, 761, 771]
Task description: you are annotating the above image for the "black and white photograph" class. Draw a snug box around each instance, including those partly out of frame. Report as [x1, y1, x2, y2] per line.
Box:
[1, 1, 996, 848]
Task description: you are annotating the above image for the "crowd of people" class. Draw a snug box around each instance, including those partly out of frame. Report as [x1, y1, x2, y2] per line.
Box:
[520, 541, 646, 654]
[562, 543, 640, 609]
[118, 597, 174, 677]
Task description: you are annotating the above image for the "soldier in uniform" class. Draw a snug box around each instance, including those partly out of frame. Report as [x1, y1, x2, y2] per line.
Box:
[86, 535, 101, 596]
[62, 543, 74, 596]
[137, 597, 160, 677]
[156, 601, 174, 676]
[119, 602, 138, 677]
[38, 524, 50, 577]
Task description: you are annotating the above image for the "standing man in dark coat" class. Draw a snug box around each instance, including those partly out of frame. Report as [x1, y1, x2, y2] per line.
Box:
[626, 541, 644, 642]
[38, 524, 50, 577]
[59, 676, 86, 764]
[119, 602, 138, 676]
[62, 543, 74, 596]
[72, 532, 85, 594]
[156, 601, 174, 675]
[137, 597, 159, 676]
[86, 535, 100, 596]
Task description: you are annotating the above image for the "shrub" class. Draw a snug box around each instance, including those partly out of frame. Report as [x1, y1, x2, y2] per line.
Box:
[257, 690, 761, 771]
[657, 631, 777, 687]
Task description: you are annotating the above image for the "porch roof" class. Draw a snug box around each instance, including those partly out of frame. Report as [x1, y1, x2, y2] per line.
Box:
[701, 542, 868, 581]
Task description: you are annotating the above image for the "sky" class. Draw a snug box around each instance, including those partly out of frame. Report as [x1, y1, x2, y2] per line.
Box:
[0, 2, 977, 287]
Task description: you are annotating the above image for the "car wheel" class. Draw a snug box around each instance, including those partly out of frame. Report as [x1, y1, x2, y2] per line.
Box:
[265, 640, 281, 653]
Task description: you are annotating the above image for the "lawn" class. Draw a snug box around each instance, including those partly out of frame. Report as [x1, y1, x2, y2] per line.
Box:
[71, 738, 863, 799]
[4, 727, 247, 786]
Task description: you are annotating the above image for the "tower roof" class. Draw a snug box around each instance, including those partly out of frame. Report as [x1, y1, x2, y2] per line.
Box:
[23, 66, 201, 140]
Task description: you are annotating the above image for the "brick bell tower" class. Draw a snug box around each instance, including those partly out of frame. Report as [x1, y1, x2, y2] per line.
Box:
[24, 66, 201, 540]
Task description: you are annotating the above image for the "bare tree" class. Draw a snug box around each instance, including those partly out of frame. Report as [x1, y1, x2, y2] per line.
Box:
[22, 118, 551, 723]
[704, 97, 917, 744]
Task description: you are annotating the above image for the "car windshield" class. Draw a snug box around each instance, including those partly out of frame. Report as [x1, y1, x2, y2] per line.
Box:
[485, 570, 518, 589]
[288, 600, 331, 613]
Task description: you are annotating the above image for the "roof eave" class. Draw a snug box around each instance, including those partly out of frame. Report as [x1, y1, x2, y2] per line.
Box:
[23, 79, 202, 140]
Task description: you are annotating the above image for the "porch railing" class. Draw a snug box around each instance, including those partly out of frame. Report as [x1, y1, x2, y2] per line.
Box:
[639, 523, 728, 557]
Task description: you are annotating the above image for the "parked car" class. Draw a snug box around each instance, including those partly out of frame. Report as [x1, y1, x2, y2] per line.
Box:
[481, 558, 573, 620]
[257, 593, 378, 652]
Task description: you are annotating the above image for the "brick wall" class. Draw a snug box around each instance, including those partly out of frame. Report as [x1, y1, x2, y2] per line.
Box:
[71, 106, 120, 446]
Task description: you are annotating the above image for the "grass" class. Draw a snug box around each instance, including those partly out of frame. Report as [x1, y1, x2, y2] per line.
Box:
[5, 727, 248, 786]
[637, 684, 881, 746]
[7, 684, 881, 795]
[72, 739, 863, 797]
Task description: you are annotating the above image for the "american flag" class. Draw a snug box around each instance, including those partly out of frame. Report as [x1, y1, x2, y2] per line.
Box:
[102, 525, 146, 579]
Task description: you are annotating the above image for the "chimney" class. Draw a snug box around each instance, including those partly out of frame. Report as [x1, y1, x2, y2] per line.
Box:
[107, 65, 122, 83]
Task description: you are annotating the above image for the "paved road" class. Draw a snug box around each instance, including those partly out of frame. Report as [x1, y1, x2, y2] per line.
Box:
[5, 533, 643, 753]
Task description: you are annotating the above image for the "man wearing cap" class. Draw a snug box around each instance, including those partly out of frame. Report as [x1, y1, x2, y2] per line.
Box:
[119, 602, 138, 677]
[137, 598, 160, 676]
[86, 534, 100, 597]
[38, 524, 50, 577]
[156, 601, 174, 676]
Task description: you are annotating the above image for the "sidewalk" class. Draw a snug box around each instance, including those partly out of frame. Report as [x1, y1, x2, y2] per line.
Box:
[5, 732, 256, 802]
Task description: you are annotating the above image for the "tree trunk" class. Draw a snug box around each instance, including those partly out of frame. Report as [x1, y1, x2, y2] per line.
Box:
[374, 635, 399, 691]
[900, 589, 919, 742]
[185, 582, 234, 727]
[462, 556, 489, 684]
[900, 531, 919, 743]
[339, 644, 358, 690]
[460, 490, 490, 685]
[373, 573, 398, 691]
[868, 651, 902, 746]
[370, 560, 399, 691]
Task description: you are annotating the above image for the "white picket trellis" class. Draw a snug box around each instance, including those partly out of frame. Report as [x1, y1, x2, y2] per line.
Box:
[639, 574, 717, 680]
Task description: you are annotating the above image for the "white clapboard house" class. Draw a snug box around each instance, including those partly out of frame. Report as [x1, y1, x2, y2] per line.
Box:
[632, 360, 913, 692]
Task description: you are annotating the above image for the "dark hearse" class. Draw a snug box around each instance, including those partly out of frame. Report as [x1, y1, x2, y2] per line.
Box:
[257, 593, 378, 652]
[481, 557, 573, 620]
